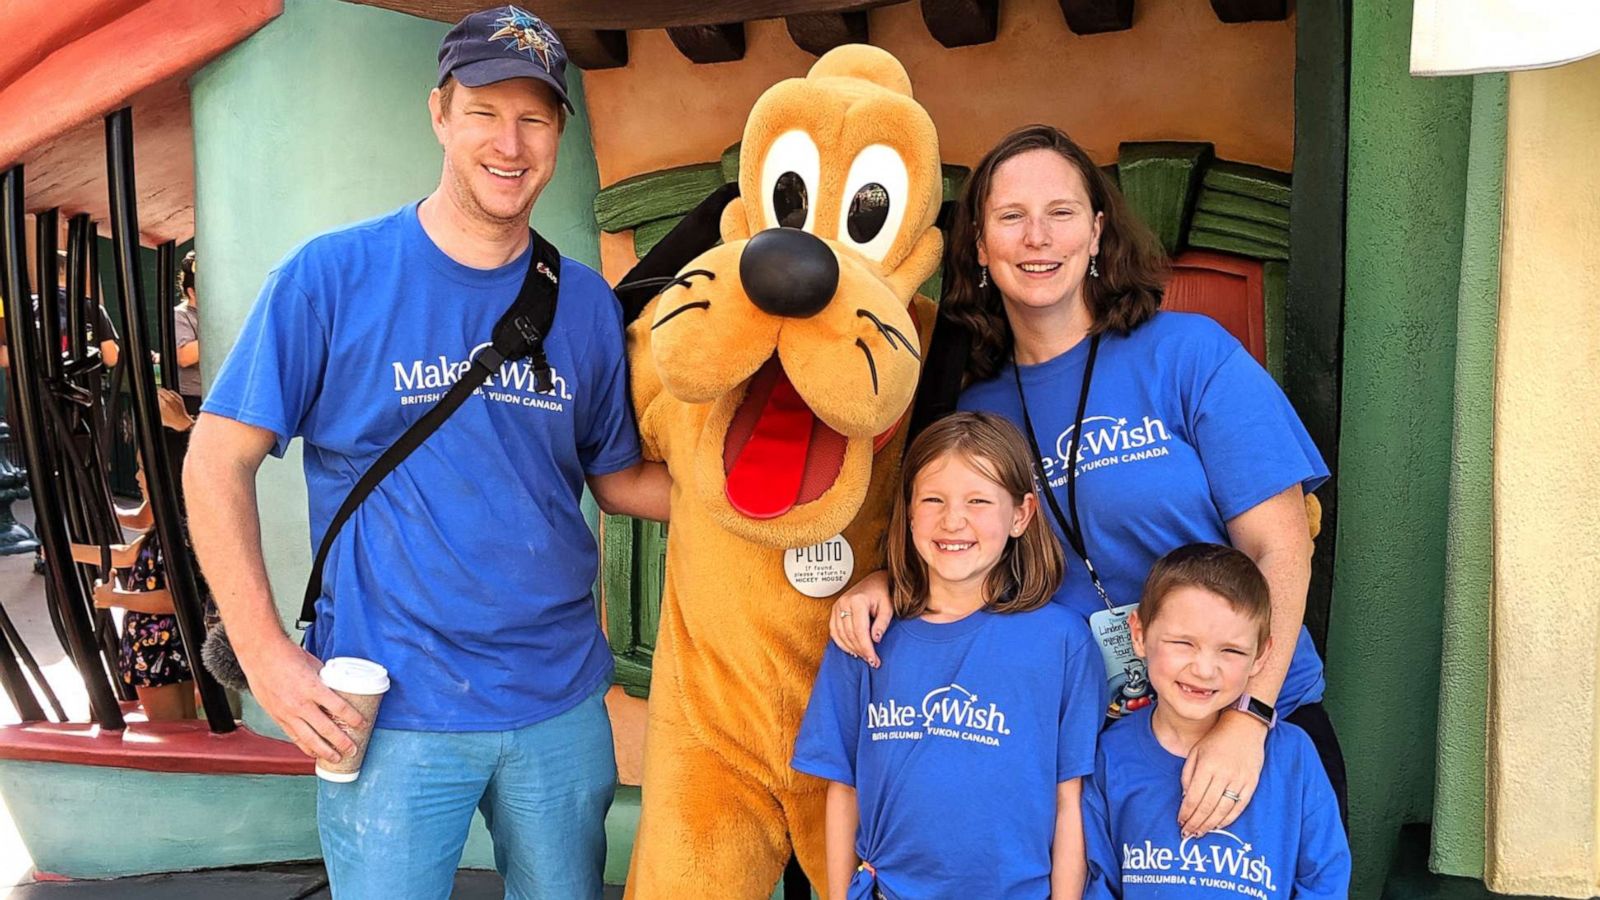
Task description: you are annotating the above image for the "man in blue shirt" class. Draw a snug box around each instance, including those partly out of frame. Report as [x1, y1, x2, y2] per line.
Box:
[184, 7, 667, 898]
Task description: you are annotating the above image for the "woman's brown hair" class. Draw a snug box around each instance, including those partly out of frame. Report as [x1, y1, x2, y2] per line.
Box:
[945, 125, 1169, 382]
[886, 412, 1064, 618]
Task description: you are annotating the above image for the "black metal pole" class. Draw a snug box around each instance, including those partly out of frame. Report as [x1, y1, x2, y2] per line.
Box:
[156, 241, 177, 392]
[1, 166, 124, 729]
[105, 109, 235, 733]
[34, 211, 61, 383]
[33, 213, 128, 702]
[0, 611, 45, 723]
[65, 215, 88, 363]
[0, 606, 66, 721]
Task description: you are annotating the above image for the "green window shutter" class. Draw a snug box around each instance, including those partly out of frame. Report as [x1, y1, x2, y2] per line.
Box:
[602, 515, 668, 698]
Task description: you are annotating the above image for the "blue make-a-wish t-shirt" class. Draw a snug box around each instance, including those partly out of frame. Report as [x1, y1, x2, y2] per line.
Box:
[792, 605, 1104, 899]
[204, 202, 640, 731]
[960, 312, 1329, 717]
[1082, 706, 1350, 898]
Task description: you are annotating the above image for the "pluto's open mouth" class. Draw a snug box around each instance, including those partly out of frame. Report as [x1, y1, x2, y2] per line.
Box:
[723, 357, 848, 519]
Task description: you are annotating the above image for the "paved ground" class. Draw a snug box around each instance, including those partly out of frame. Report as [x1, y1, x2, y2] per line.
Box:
[6, 865, 632, 898]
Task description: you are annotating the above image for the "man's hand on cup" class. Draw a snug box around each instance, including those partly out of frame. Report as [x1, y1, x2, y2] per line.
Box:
[829, 569, 895, 668]
[243, 637, 364, 765]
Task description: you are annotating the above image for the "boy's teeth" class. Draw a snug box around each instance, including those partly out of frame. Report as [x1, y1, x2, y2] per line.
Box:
[487, 166, 525, 177]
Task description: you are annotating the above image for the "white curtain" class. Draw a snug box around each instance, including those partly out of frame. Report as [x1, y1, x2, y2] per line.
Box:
[1412, 0, 1600, 75]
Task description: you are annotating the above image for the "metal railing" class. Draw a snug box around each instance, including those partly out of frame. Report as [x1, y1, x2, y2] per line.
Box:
[0, 106, 234, 732]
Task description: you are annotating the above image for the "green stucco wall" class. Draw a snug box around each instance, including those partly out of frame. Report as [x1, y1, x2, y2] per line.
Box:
[1323, 0, 1476, 896]
[1429, 74, 1506, 882]
[0, 761, 317, 877]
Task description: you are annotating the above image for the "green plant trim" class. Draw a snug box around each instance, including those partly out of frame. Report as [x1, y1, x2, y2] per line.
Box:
[595, 163, 725, 232]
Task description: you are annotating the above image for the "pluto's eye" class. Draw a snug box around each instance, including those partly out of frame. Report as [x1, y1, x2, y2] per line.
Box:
[773, 172, 809, 229]
[846, 183, 890, 243]
[760, 131, 821, 233]
[837, 144, 909, 263]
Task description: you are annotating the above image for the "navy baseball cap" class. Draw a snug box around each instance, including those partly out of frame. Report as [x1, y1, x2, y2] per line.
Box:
[437, 6, 573, 112]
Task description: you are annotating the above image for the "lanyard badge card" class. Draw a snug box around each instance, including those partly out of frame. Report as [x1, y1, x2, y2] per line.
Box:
[1012, 334, 1152, 720]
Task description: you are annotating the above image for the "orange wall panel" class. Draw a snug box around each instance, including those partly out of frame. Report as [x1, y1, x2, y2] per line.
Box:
[0, 0, 281, 169]
[582, 0, 1294, 281]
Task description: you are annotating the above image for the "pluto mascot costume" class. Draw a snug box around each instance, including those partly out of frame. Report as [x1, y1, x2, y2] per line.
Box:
[623, 45, 943, 896]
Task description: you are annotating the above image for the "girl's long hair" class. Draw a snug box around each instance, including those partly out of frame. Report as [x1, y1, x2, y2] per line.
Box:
[945, 125, 1169, 382]
[887, 412, 1064, 618]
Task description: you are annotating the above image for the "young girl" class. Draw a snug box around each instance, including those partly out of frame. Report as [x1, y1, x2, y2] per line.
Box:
[793, 412, 1105, 899]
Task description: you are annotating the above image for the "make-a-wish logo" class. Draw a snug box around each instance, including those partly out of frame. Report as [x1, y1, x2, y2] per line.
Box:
[1120, 830, 1278, 897]
[865, 683, 1011, 747]
[1039, 413, 1174, 487]
[390, 341, 573, 411]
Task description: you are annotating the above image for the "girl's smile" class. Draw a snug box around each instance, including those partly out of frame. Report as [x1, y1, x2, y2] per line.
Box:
[910, 453, 1035, 615]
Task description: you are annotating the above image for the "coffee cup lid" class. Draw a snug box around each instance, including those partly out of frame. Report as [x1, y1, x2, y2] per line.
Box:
[320, 657, 390, 694]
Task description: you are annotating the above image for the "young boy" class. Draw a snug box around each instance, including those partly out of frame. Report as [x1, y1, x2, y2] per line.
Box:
[1082, 543, 1349, 898]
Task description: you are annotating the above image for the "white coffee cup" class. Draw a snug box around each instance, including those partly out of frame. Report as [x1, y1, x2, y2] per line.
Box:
[315, 657, 390, 783]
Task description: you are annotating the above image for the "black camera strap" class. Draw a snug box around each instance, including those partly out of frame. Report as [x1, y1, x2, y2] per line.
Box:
[297, 230, 562, 628]
[1011, 333, 1117, 613]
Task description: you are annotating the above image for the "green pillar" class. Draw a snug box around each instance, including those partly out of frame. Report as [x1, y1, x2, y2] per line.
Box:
[1429, 74, 1507, 883]
[1323, 0, 1475, 895]
[190, 0, 604, 737]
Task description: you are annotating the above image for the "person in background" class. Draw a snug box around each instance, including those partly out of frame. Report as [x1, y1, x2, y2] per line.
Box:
[173, 250, 201, 416]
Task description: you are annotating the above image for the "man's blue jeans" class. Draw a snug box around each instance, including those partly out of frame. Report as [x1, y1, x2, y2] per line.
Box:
[317, 683, 616, 898]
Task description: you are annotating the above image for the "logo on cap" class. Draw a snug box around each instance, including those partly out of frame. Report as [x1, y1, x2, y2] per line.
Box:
[489, 6, 560, 73]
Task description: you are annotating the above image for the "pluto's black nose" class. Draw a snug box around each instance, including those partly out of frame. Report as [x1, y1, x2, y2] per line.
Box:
[739, 228, 839, 319]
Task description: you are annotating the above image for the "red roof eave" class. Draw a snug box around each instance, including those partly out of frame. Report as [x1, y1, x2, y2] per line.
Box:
[0, 0, 283, 170]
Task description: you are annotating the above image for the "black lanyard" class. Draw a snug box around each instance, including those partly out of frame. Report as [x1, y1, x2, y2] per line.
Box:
[1011, 333, 1116, 613]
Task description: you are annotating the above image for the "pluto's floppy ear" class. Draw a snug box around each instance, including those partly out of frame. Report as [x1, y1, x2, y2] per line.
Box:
[615, 182, 740, 324]
[807, 44, 914, 97]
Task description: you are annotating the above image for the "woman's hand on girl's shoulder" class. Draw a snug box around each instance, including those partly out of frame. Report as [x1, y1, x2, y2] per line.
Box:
[829, 569, 895, 668]
[1178, 710, 1269, 836]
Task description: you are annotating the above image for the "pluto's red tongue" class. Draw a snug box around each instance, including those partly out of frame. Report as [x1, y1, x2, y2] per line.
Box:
[725, 368, 815, 519]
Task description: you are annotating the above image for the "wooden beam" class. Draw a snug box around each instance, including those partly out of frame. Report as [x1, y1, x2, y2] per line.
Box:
[785, 12, 868, 56]
[667, 23, 746, 63]
[346, 1, 900, 31]
[1056, 0, 1134, 35]
[1209, 0, 1289, 23]
[560, 29, 628, 70]
[919, 0, 999, 48]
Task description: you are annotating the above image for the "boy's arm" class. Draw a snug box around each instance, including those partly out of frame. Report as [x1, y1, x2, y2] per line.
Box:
[1052, 777, 1086, 900]
[1080, 769, 1121, 900]
[825, 780, 861, 900]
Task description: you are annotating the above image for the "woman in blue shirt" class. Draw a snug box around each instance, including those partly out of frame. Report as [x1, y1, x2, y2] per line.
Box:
[832, 125, 1346, 838]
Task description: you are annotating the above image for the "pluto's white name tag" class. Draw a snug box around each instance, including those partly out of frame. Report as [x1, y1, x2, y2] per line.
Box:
[784, 534, 854, 598]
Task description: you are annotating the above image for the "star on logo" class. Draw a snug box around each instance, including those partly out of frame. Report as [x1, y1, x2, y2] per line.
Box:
[489, 6, 559, 72]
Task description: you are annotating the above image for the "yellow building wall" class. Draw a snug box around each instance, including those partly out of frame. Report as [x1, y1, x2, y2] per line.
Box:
[581, 0, 1295, 281]
[1488, 53, 1600, 897]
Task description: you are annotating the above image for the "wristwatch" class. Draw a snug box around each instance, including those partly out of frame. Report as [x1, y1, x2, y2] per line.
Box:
[1231, 693, 1278, 729]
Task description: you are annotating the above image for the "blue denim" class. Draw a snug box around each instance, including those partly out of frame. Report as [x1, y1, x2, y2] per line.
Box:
[317, 683, 616, 899]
